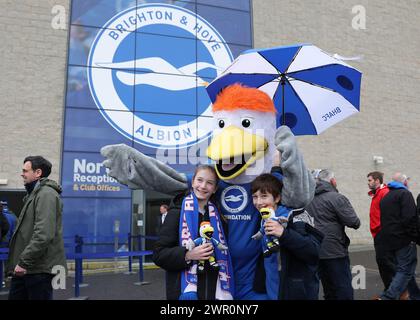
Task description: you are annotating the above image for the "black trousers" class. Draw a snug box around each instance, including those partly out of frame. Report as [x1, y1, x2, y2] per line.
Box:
[8, 274, 54, 300]
[318, 256, 354, 300]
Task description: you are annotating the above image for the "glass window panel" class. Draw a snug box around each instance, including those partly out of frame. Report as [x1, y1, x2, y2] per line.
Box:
[63, 108, 133, 152]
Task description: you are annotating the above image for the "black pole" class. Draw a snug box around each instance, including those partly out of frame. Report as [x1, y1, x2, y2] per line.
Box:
[280, 75, 286, 125]
[128, 232, 132, 273]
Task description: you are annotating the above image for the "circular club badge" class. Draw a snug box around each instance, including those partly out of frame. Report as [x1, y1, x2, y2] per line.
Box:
[87, 4, 233, 148]
[221, 185, 248, 214]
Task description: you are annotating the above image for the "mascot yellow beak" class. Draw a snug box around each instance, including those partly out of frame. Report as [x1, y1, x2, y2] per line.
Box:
[207, 125, 268, 180]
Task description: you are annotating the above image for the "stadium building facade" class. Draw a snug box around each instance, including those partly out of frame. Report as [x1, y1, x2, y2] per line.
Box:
[1, 0, 420, 247]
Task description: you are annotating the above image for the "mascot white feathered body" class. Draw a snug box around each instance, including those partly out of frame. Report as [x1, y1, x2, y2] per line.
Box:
[101, 84, 315, 299]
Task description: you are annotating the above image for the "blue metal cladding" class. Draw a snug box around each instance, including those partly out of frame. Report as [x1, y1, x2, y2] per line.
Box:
[62, 0, 252, 243]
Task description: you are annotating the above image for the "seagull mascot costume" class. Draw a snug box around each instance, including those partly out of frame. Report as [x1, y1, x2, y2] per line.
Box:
[101, 83, 315, 299]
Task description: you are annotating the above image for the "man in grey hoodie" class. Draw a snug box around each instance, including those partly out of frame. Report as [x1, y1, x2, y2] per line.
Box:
[306, 169, 360, 300]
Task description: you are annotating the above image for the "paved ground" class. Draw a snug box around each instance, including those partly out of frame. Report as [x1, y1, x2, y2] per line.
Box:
[1, 246, 420, 300]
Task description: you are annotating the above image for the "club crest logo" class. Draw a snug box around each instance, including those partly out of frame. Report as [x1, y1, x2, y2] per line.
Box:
[87, 4, 233, 148]
[221, 186, 248, 214]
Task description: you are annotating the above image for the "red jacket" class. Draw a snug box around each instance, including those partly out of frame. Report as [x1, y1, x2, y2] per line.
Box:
[368, 184, 389, 238]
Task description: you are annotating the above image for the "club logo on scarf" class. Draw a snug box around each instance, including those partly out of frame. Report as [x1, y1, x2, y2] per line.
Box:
[88, 4, 233, 148]
[221, 185, 248, 214]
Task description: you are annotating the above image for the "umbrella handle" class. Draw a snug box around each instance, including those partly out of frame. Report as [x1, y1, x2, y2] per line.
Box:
[280, 75, 286, 126]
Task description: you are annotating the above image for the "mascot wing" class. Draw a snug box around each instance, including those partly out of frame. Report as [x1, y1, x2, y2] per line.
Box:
[101, 144, 188, 195]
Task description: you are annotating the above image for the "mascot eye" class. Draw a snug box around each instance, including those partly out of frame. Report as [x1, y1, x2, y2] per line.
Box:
[218, 120, 225, 128]
[241, 119, 251, 128]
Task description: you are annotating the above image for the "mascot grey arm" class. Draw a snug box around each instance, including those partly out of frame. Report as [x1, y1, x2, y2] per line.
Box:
[101, 144, 188, 195]
[275, 126, 316, 208]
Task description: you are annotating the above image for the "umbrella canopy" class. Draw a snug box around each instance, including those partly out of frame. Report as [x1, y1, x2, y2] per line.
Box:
[206, 44, 362, 135]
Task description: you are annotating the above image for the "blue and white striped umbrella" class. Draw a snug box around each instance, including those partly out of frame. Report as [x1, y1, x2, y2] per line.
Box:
[206, 44, 362, 135]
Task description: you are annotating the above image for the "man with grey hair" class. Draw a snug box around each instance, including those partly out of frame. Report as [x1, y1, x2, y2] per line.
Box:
[310, 169, 322, 181]
[306, 169, 360, 300]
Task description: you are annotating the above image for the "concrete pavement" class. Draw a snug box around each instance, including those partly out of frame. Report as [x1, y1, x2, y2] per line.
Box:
[1, 246, 420, 300]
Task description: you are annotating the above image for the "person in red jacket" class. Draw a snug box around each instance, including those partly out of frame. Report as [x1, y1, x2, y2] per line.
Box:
[367, 172, 389, 238]
[367, 171, 393, 291]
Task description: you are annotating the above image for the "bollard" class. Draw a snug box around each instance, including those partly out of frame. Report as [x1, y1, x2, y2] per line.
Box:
[124, 233, 135, 275]
[74, 255, 80, 298]
[73, 235, 88, 288]
[68, 251, 88, 300]
[75, 235, 82, 283]
[128, 232, 132, 273]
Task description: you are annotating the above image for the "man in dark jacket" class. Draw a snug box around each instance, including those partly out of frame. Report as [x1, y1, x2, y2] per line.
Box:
[6, 156, 66, 300]
[306, 169, 360, 300]
[156, 204, 169, 235]
[277, 208, 324, 300]
[376, 172, 420, 300]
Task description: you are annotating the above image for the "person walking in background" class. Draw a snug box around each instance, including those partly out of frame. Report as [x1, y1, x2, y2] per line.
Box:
[366, 171, 396, 294]
[306, 169, 361, 300]
[6, 156, 67, 300]
[367, 172, 389, 240]
[375, 173, 420, 300]
[400, 173, 420, 300]
[153, 165, 234, 300]
[156, 204, 169, 235]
